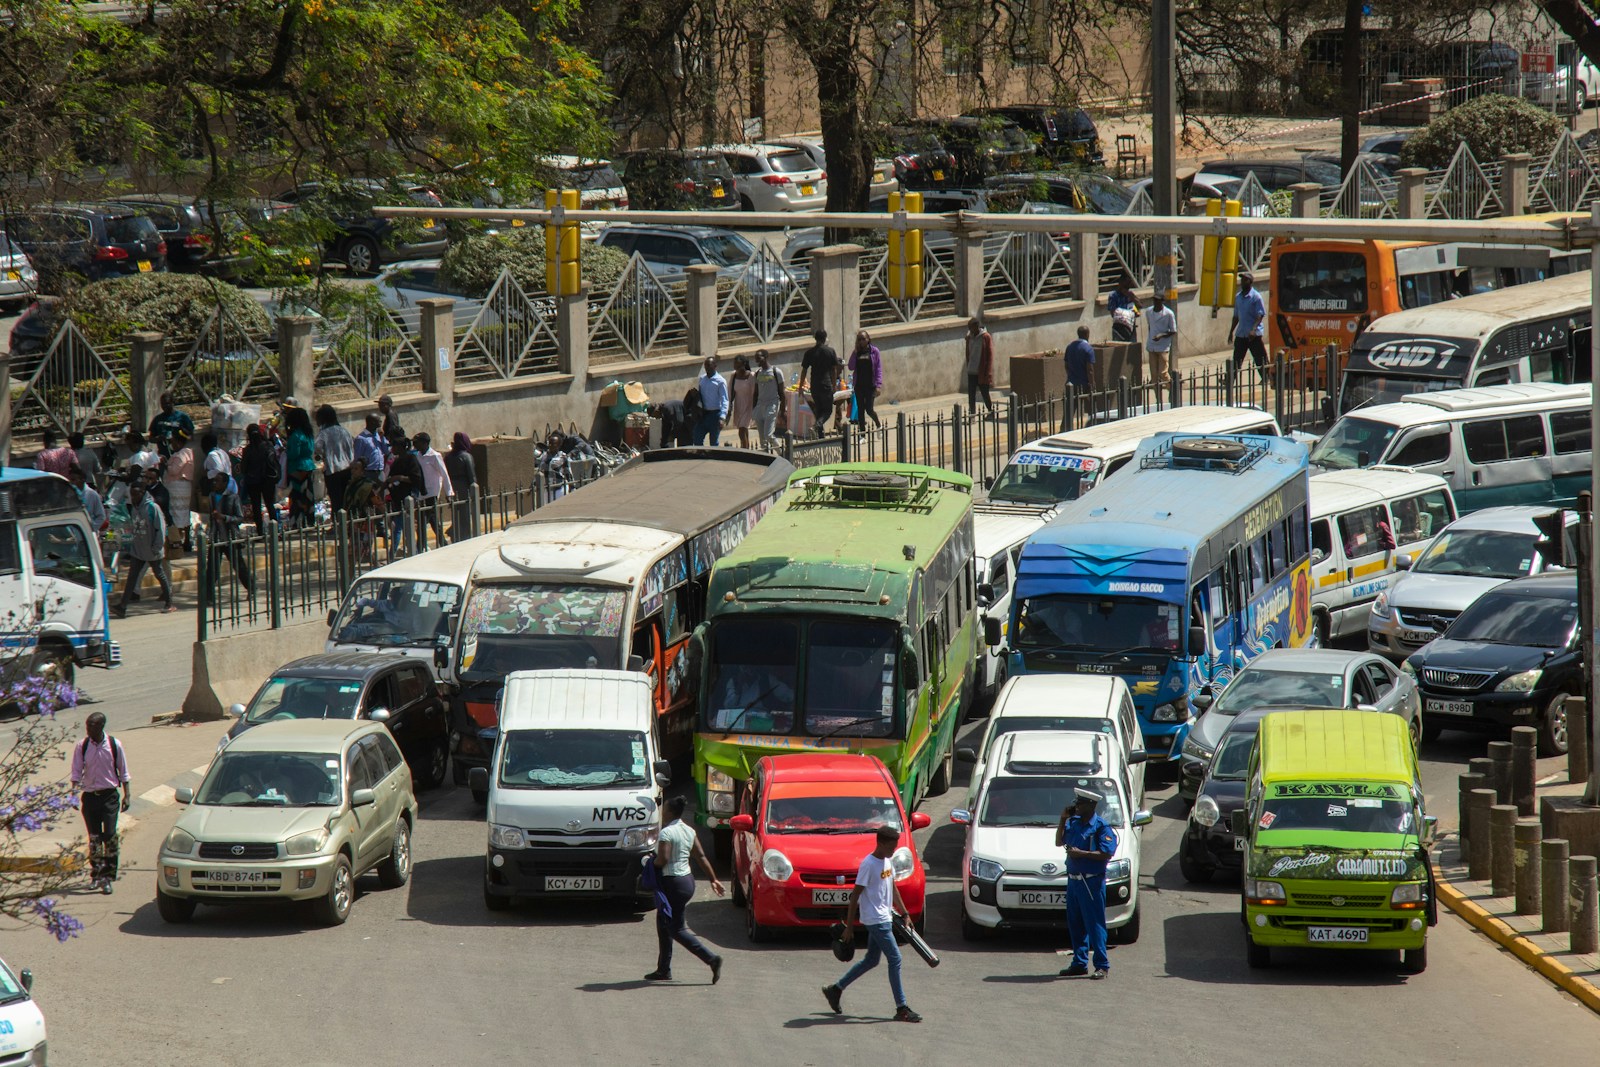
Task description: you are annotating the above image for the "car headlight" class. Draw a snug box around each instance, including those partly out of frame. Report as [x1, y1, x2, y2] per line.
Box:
[1245, 878, 1285, 902]
[761, 848, 794, 882]
[285, 829, 329, 857]
[1152, 702, 1187, 724]
[1400, 659, 1417, 678]
[1193, 794, 1221, 828]
[163, 828, 196, 856]
[1182, 736, 1214, 761]
[620, 825, 660, 850]
[489, 823, 527, 850]
[1390, 882, 1423, 905]
[969, 855, 1004, 882]
[889, 846, 915, 882]
[1370, 592, 1391, 620]
[1496, 669, 1543, 693]
[707, 768, 734, 792]
[1105, 859, 1131, 881]
[709, 792, 735, 814]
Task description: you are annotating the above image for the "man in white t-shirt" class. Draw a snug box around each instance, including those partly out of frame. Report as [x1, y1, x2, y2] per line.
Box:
[821, 825, 921, 1023]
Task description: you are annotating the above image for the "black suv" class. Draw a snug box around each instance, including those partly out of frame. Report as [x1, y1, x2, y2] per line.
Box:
[6, 204, 167, 292]
[105, 194, 290, 279]
[1179, 708, 1269, 883]
[1405, 572, 1581, 755]
[226, 652, 452, 788]
[273, 180, 449, 276]
[883, 125, 960, 190]
[897, 116, 1036, 186]
[615, 149, 740, 211]
[968, 105, 1103, 166]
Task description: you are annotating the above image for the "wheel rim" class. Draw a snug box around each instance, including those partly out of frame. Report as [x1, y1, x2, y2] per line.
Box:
[332, 863, 352, 915]
[1549, 695, 1569, 748]
[393, 826, 411, 879]
[346, 242, 375, 274]
[430, 745, 447, 783]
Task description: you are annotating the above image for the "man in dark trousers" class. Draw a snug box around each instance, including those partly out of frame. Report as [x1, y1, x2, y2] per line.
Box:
[70, 713, 131, 894]
[1056, 787, 1118, 979]
[822, 825, 922, 1022]
[798, 328, 840, 438]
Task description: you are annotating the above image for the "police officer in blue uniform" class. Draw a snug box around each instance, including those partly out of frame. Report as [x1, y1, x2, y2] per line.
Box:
[1055, 786, 1118, 979]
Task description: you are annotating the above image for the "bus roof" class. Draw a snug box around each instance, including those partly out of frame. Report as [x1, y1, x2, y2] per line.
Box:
[1358, 270, 1591, 341]
[508, 448, 794, 539]
[1332, 382, 1589, 428]
[347, 529, 512, 585]
[1309, 468, 1450, 519]
[0, 468, 81, 519]
[471, 522, 683, 588]
[1257, 709, 1415, 785]
[1010, 405, 1274, 457]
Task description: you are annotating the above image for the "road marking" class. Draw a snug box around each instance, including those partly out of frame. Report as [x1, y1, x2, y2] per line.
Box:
[1538, 772, 1564, 786]
[140, 784, 177, 807]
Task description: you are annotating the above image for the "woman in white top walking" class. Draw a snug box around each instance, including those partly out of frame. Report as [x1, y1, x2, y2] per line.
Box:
[647, 796, 725, 983]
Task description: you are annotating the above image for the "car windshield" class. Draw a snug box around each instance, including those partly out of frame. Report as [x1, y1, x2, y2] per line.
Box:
[1414, 529, 1536, 579]
[1213, 668, 1347, 715]
[984, 716, 1115, 758]
[1279, 250, 1369, 313]
[767, 151, 816, 174]
[1014, 594, 1182, 656]
[1077, 176, 1133, 214]
[1337, 371, 1456, 415]
[803, 620, 898, 737]
[197, 751, 342, 806]
[331, 578, 461, 648]
[1302, 160, 1343, 186]
[1210, 731, 1257, 780]
[696, 231, 756, 267]
[987, 455, 1096, 503]
[1309, 416, 1398, 469]
[1449, 591, 1576, 646]
[497, 728, 649, 789]
[1260, 787, 1416, 834]
[244, 676, 363, 724]
[765, 792, 903, 834]
[980, 777, 1126, 828]
[457, 584, 627, 683]
[570, 165, 623, 191]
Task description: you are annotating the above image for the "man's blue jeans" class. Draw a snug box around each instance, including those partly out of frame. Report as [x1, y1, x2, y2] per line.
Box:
[836, 921, 905, 1007]
[691, 412, 722, 446]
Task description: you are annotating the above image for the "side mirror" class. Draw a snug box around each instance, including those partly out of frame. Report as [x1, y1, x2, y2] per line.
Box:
[351, 787, 377, 808]
[1192, 693, 1213, 712]
[467, 766, 490, 793]
[327, 608, 337, 628]
[729, 814, 754, 833]
[367, 706, 391, 722]
[628, 655, 646, 673]
[19, 970, 31, 993]
[977, 582, 995, 607]
[1188, 626, 1206, 656]
[1126, 750, 1148, 765]
[955, 746, 978, 764]
[983, 616, 1003, 647]
[950, 809, 972, 825]
[1230, 810, 1247, 837]
[1133, 809, 1153, 827]
[911, 811, 932, 831]
[174, 786, 194, 804]
[228, 703, 246, 718]
[1424, 814, 1439, 843]
[653, 759, 672, 787]
[1356, 704, 1378, 713]
[1395, 554, 1413, 571]
[1320, 395, 1334, 421]
[433, 646, 449, 670]
[899, 634, 921, 690]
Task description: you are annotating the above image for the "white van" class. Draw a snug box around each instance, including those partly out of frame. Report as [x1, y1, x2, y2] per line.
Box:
[1311, 382, 1591, 513]
[0, 956, 45, 1066]
[957, 674, 1146, 810]
[1308, 467, 1457, 643]
[973, 504, 1056, 705]
[986, 405, 1282, 506]
[472, 669, 671, 909]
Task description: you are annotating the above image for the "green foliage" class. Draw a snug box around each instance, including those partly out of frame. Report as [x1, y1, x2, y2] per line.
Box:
[1400, 94, 1566, 170]
[59, 274, 270, 347]
[438, 228, 630, 297]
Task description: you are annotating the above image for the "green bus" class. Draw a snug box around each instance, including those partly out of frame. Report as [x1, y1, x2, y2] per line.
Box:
[692, 463, 978, 838]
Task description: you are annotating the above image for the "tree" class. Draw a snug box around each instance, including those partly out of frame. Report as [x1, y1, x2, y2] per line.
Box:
[1400, 93, 1565, 169]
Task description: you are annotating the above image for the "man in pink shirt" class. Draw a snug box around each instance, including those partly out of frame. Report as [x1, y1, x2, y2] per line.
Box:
[70, 713, 131, 893]
[34, 429, 76, 477]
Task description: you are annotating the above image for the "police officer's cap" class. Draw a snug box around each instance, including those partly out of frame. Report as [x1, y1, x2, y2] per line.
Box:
[1074, 787, 1103, 807]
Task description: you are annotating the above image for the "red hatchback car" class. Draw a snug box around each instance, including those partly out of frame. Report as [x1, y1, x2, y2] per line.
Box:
[728, 753, 930, 941]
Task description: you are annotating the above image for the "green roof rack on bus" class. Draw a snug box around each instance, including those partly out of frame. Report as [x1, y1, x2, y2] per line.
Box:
[1139, 435, 1269, 474]
[792, 468, 938, 509]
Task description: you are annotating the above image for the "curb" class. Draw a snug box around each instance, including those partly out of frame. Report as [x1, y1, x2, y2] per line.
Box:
[1436, 878, 1600, 1014]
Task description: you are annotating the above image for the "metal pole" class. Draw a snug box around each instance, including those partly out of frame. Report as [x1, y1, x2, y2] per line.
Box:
[1544, 838, 1570, 933]
[266, 520, 281, 630]
[1514, 818, 1541, 916]
[194, 529, 208, 644]
[1588, 207, 1600, 804]
[1151, 0, 1176, 307]
[951, 404, 965, 475]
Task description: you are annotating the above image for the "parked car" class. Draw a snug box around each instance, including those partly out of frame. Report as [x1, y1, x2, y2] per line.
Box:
[0, 232, 38, 310]
[763, 137, 898, 200]
[1179, 648, 1421, 801]
[157, 719, 418, 925]
[882, 125, 959, 190]
[372, 259, 487, 332]
[103, 194, 290, 279]
[595, 223, 794, 299]
[1128, 171, 1244, 212]
[1179, 707, 1269, 883]
[984, 171, 1133, 215]
[540, 155, 630, 235]
[898, 116, 1036, 185]
[1521, 45, 1599, 109]
[1368, 506, 1578, 662]
[1198, 157, 1343, 193]
[614, 149, 740, 211]
[1405, 571, 1580, 754]
[272, 180, 449, 276]
[7, 204, 167, 292]
[727, 753, 930, 940]
[0, 955, 45, 1066]
[223, 651, 452, 790]
[705, 143, 828, 212]
[967, 105, 1104, 166]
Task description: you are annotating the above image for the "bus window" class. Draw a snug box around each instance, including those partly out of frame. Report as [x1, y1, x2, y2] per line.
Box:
[0, 522, 19, 575]
[1400, 271, 1455, 309]
[1310, 519, 1333, 563]
[1466, 416, 1546, 464]
[1279, 250, 1368, 313]
[1389, 429, 1450, 467]
[1473, 368, 1513, 388]
[1505, 415, 1548, 459]
[1247, 539, 1267, 593]
[1289, 509, 1309, 559]
[27, 524, 96, 587]
[1206, 568, 1229, 623]
[1267, 523, 1288, 578]
[1551, 410, 1590, 454]
[1338, 506, 1388, 560]
[1391, 490, 1452, 543]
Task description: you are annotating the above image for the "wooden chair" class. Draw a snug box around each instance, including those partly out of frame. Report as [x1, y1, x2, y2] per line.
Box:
[1116, 134, 1146, 178]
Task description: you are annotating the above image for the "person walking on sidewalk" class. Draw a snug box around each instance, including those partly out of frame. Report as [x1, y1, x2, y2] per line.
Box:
[692, 356, 730, 447]
[821, 825, 922, 1023]
[1108, 275, 1140, 343]
[207, 470, 254, 597]
[645, 796, 725, 983]
[414, 432, 454, 551]
[799, 329, 840, 438]
[445, 433, 478, 542]
[114, 481, 174, 617]
[964, 316, 996, 417]
[1064, 325, 1096, 391]
[315, 405, 356, 515]
[1144, 293, 1178, 385]
[70, 713, 131, 894]
[848, 331, 884, 429]
[1230, 272, 1269, 386]
[753, 349, 787, 446]
[1056, 786, 1118, 980]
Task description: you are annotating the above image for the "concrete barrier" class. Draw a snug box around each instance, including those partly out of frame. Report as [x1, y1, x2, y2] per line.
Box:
[182, 617, 330, 721]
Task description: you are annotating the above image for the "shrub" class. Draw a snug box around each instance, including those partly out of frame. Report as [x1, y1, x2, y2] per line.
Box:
[59, 273, 271, 347]
[438, 228, 630, 297]
[1400, 94, 1565, 170]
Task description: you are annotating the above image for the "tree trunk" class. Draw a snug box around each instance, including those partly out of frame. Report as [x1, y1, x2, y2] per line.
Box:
[1338, 0, 1363, 172]
[815, 38, 872, 241]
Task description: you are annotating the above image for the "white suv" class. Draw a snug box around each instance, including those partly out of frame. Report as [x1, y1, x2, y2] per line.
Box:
[707, 144, 827, 212]
[952, 731, 1151, 942]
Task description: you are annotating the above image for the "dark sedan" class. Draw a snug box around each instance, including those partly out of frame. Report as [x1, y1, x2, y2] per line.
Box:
[1179, 708, 1269, 883]
[883, 125, 959, 190]
[8, 204, 167, 292]
[967, 105, 1103, 166]
[105, 195, 292, 279]
[615, 149, 740, 212]
[1405, 572, 1580, 756]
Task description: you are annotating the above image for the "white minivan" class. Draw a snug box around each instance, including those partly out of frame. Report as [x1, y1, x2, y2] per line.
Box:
[0, 956, 46, 1066]
[472, 669, 671, 910]
[973, 504, 1056, 705]
[1308, 467, 1457, 643]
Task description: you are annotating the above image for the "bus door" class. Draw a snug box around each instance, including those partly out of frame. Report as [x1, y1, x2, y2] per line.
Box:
[0, 519, 27, 655]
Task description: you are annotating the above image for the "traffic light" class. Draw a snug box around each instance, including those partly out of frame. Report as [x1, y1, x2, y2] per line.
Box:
[1533, 509, 1567, 568]
[544, 188, 580, 296]
[886, 191, 924, 300]
[1198, 197, 1241, 309]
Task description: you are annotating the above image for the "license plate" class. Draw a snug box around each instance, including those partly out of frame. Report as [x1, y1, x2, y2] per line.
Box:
[1401, 629, 1435, 644]
[206, 870, 267, 883]
[1427, 699, 1474, 717]
[137, 259, 152, 272]
[3, 270, 16, 281]
[421, 218, 435, 228]
[511, 218, 526, 227]
[932, 169, 945, 181]
[544, 876, 603, 891]
[1234, 836, 1247, 851]
[712, 187, 725, 198]
[1307, 926, 1369, 943]
[800, 184, 815, 195]
[811, 888, 852, 905]
[874, 171, 886, 183]
[1016, 889, 1065, 907]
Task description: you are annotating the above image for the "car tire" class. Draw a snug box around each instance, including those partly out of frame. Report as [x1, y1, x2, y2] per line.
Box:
[1540, 690, 1572, 757]
[484, 879, 511, 911]
[745, 900, 769, 943]
[730, 869, 747, 908]
[1178, 839, 1215, 884]
[341, 236, 381, 277]
[1421, 719, 1444, 744]
[471, 786, 488, 807]
[960, 911, 993, 941]
[1399, 943, 1428, 975]
[1112, 903, 1140, 945]
[314, 855, 355, 926]
[156, 890, 196, 923]
[739, 195, 755, 211]
[927, 746, 953, 797]
[377, 819, 412, 889]
[417, 739, 449, 791]
[1579, 83, 1590, 110]
[1313, 610, 1331, 647]
[1245, 932, 1271, 969]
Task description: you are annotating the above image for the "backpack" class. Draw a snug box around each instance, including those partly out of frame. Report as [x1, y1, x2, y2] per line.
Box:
[77, 735, 125, 785]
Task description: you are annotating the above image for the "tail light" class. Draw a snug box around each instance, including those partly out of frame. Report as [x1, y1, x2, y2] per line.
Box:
[820, 171, 827, 180]
[761, 174, 792, 186]
[183, 233, 212, 250]
[617, 197, 629, 208]
[92, 246, 128, 262]
[674, 180, 698, 193]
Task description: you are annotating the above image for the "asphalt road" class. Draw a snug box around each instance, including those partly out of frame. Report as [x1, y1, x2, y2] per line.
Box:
[10, 635, 1600, 1066]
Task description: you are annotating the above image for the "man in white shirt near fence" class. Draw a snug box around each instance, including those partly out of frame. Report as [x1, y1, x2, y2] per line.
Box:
[1144, 293, 1178, 384]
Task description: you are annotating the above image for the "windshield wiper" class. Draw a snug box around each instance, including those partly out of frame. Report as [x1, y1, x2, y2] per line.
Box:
[816, 717, 884, 740]
[715, 684, 781, 735]
[1018, 642, 1096, 654]
[1098, 645, 1170, 661]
